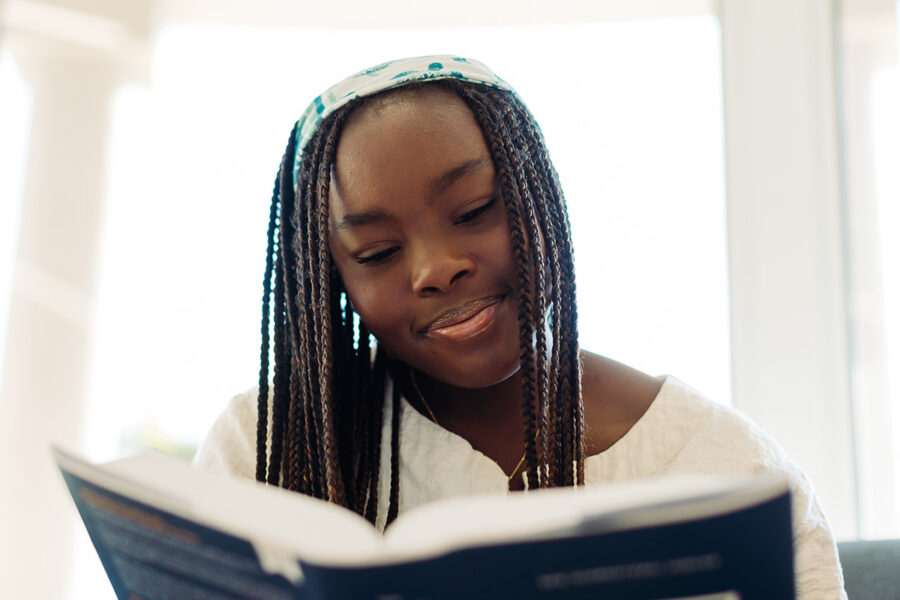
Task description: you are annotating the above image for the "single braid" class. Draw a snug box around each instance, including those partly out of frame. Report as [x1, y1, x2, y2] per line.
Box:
[302, 125, 329, 495]
[509, 101, 571, 484]
[256, 141, 285, 483]
[364, 346, 388, 523]
[386, 371, 402, 526]
[266, 140, 296, 485]
[314, 114, 346, 505]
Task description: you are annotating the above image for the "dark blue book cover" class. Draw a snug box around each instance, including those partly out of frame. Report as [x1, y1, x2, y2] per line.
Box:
[55, 447, 794, 600]
[61, 470, 303, 599]
[301, 491, 793, 599]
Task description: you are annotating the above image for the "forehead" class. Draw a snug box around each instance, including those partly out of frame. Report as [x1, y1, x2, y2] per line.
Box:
[330, 87, 492, 210]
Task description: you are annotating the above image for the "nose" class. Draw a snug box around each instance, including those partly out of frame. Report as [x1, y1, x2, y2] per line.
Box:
[410, 239, 476, 295]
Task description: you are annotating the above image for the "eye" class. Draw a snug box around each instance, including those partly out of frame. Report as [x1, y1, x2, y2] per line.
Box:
[356, 246, 399, 266]
[455, 197, 498, 225]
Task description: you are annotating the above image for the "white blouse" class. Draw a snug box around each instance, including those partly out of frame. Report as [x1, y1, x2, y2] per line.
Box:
[194, 376, 846, 599]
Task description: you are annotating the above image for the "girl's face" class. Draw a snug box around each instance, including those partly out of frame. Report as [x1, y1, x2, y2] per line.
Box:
[328, 88, 521, 389]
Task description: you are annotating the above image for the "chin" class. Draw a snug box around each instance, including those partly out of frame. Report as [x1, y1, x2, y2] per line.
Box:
[429, 357, 521, 390]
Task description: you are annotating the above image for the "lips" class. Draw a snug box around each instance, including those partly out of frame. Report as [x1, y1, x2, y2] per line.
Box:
[422, 296, 504, 341]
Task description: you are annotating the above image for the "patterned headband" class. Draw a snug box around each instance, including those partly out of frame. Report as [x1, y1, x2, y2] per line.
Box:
[290, 55, 516, 185]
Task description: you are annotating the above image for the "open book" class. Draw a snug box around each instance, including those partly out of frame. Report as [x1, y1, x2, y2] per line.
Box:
[54, 446, 795, 600]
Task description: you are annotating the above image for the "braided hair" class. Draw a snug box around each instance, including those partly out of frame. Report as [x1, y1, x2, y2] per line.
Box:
[256, 78, 584, 525]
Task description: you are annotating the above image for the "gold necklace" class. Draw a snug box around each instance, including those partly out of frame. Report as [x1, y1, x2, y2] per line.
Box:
[409, 369, 527, 488]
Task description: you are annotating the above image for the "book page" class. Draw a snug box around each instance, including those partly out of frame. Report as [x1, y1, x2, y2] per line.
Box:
[381, 473, 786, 563]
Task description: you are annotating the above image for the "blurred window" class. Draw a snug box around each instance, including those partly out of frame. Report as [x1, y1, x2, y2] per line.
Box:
[838, 0, 900, 538]
[0, 52, 32, 372]
[0, 52, 31, 370]
[85, 17, 729, 464]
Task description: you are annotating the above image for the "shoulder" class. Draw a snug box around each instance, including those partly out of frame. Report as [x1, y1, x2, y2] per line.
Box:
[192, 387, 261, 480]
[580, 351, 662, 454]
[579, 353, 785, 473]
[650, 377, 794, 472]
[610, 377, 847, 599]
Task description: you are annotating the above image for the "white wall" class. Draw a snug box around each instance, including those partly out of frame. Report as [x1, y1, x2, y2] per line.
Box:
[720, 0, 858, 537]
[0, 3, 153, 598]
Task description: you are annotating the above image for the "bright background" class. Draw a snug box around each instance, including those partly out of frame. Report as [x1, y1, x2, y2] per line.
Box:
[86, 17, 730, 460]
[0, 0, 897, 598]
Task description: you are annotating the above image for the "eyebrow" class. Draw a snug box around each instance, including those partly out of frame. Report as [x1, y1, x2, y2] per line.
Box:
[333, 208, 393, 231]
[428, 156, 492, 202]
[333, 156, 493, 231]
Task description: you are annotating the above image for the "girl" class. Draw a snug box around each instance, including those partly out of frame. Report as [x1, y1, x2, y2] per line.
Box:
[195, 55, 845, 598]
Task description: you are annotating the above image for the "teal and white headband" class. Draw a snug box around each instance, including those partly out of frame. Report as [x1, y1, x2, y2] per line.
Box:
[291, 55, 516, 186]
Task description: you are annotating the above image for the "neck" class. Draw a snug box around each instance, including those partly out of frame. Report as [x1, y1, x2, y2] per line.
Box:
[409, 368, 524, 438]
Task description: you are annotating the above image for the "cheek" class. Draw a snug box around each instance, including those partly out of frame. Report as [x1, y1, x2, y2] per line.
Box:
[342, 277, 407, 343]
